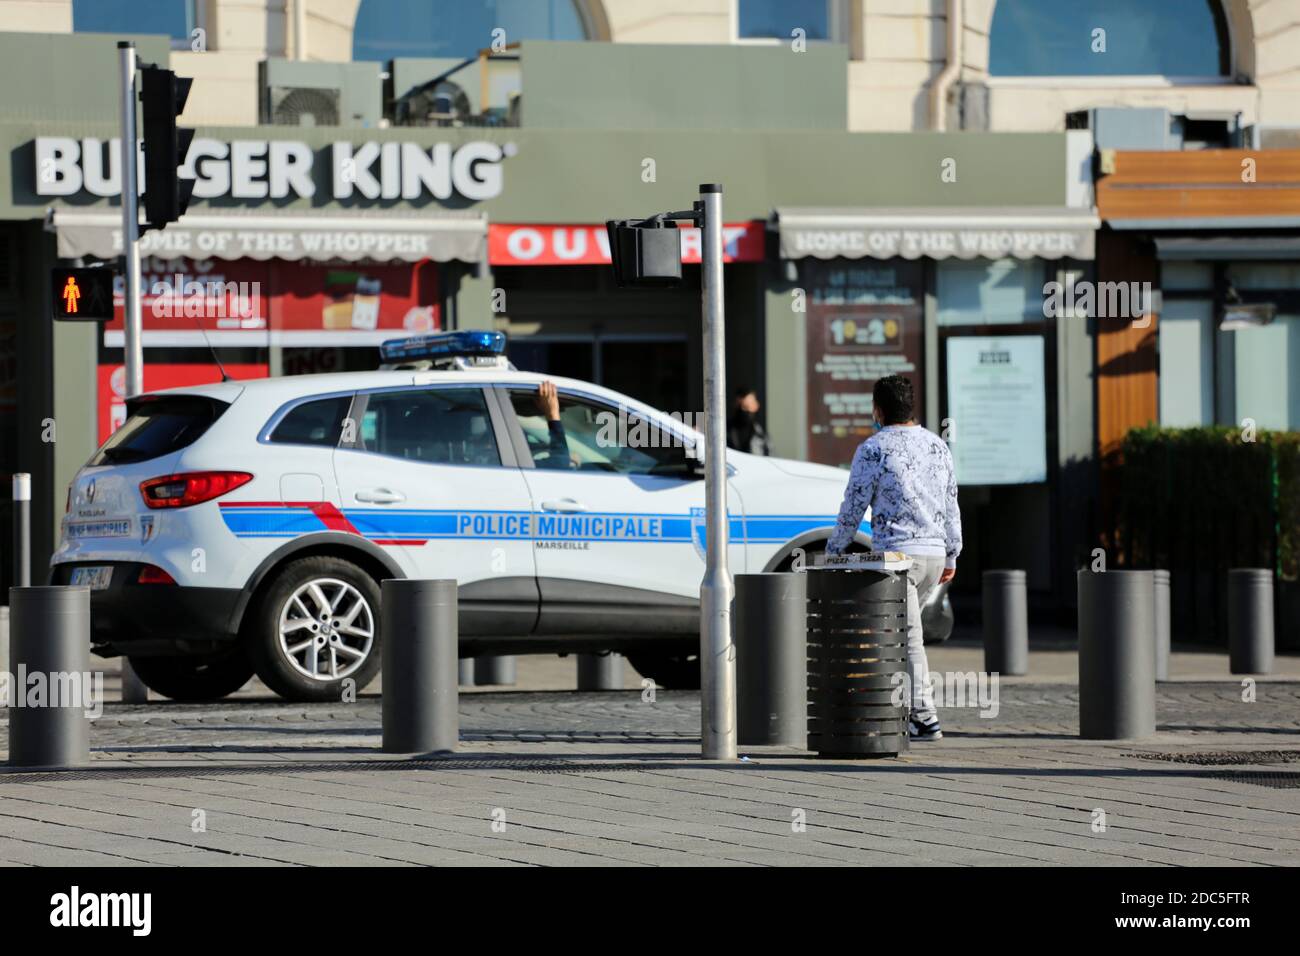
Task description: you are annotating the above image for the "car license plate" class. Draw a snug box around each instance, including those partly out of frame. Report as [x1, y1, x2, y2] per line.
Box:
[67, 519, 131, 539]
[70, 566, 113, 590]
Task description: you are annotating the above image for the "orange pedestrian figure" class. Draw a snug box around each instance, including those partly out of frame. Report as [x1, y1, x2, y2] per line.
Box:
[62, 276, 81, 314]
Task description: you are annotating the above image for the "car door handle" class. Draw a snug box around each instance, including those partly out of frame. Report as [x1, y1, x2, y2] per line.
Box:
[355, 488, 406, 504]
[541, 498, 587, 513]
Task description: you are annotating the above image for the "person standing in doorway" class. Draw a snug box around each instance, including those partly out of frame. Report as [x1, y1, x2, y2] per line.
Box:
[728, 386, 771, 456]
[825, 374, 962, 741]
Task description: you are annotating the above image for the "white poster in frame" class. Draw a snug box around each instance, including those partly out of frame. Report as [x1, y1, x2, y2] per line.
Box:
[945, 335, 1048, 485]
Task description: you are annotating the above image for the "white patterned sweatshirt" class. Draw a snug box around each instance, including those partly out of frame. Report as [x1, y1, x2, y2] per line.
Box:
[825, 424, 963, 567]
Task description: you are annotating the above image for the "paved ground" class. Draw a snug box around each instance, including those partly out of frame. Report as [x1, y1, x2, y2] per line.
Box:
[1, 640, 1298, 866]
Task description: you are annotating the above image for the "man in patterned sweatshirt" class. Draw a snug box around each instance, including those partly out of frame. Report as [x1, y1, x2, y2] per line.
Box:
[825, 374, 962, 741]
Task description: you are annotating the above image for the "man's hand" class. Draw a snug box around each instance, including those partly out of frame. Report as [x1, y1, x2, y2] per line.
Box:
[939, 566, 956, 584]
[533, 381, 560, 421]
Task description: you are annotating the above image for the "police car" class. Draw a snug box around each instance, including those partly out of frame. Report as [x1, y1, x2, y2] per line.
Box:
[51, 331, 941, 702]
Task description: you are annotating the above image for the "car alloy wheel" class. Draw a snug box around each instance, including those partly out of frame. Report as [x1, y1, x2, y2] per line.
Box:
[277, 576, 375, 682]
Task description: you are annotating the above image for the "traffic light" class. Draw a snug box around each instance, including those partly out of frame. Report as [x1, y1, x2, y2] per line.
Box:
[605, 218, 683, 287]
[140, 65, 195, 229]
[51, 268, 116, 322]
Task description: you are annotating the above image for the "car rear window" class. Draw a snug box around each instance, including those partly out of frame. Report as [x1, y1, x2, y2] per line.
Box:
[88, 395, 229, 466]
[268, 395, 352, 447]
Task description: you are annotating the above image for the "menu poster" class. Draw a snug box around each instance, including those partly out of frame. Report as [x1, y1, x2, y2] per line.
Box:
[945, 335, 1048, 485]
[803, 261, 925, 467]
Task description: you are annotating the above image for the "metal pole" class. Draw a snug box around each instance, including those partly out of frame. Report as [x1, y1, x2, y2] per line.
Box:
[458, 657, 476, 686]
[12, 473, 30, 588]
[698, 183, 735, 760]
[475, 654, 516, 686]
[735, 572, 806, 747]
[1228, 568, 1274, 675]
[118, 41, 143, 401]
[577, 652, 622, 690]
[7, 586, 91, 768]
[982, 569, 1027, 675]
[381, 579, 458, 753]
[1077, 570, 1156, 739]
[117, 42, 149, 705]
[1152, 569, 1171, 681]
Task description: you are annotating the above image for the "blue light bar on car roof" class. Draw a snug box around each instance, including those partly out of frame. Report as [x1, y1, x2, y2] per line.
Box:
[379, 330, 507, 363]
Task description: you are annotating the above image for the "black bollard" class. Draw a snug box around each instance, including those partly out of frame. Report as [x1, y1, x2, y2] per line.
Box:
[735, 572, 806, 747]
[982, 569, 1028, 676]
[381, 579, 458, 754]
[577, 652, 623, 690]
[1153, 569, 1171, 681]
[7, 586, 92, 768]
[475, 655, 517, 686]
[1228, 569, 1274, 675]
[1077, 570, 1155, 739]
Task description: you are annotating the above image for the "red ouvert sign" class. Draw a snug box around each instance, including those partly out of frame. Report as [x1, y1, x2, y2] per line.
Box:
[488, 221, 766, 266]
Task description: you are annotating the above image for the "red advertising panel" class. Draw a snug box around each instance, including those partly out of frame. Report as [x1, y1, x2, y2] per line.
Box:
[803, 261, 926, 466]
[97, 363, 269, 444]
[488, 221, 766, 266]
[108, 258, 440, 341]
[108, 258, 272, 333]
[271, 262, 440, 337]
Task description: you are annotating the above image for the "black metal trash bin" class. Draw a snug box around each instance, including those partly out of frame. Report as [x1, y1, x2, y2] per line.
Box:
[806, 566, 909, 757]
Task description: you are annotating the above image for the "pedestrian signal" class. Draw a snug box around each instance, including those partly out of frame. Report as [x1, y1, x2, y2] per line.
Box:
[51, 268, 116, 322]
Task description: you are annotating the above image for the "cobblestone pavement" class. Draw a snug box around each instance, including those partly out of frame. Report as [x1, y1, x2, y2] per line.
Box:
[0, 679, 1297, 866]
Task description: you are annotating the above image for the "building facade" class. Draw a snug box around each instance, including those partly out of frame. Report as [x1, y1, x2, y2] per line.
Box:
[1, 0, 1296, 627]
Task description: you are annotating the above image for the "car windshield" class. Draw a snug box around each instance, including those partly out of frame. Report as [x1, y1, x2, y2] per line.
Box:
[89, 395, 229, 466]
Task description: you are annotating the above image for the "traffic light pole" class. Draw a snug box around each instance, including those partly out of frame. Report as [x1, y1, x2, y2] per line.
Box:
[698, 184, 735, 761]
[118, 41, 144, 400]
[116, 40, 148, 704]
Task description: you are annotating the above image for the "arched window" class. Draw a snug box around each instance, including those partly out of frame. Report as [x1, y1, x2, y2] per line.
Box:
[989, 0, 1231, 78]
[72, 0, 196, 43]
[353, 0, 589, 62]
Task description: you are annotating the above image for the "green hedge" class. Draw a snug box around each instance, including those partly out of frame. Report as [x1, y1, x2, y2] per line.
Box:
[1119, 425, 1299, 581]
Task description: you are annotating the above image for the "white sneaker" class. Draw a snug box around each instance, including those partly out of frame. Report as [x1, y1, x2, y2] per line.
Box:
[908, 715, 943, 740]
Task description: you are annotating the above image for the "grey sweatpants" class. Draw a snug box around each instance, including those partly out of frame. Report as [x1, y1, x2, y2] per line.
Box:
[903, 554, 945, 720]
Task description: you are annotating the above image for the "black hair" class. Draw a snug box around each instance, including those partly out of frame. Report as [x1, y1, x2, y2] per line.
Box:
[734, 385, 754, 399]
[873, 374, 914, 425]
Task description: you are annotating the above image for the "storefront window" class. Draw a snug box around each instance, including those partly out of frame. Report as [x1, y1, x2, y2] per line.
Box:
[937, 259, 1041, 326]
[989, 0, 1230, 77]
[353, 0, 588, 61]
[1158, 300, 1215, 428]
[73, 0, 197, 43]
[1225, 263, 1300, 430]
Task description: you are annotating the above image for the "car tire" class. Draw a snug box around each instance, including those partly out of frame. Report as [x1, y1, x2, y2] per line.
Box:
[128, 649, 255, 702]
[249, 556, 382, 702]
[627, 651, 701, 690]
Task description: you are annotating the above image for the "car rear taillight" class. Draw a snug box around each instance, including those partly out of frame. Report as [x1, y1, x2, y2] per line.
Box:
[140, 471, 253, 509]
[137, 564, 176, 585]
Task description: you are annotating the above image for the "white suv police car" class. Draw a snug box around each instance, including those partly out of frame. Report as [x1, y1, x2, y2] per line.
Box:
[52, 331, 873, 702]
